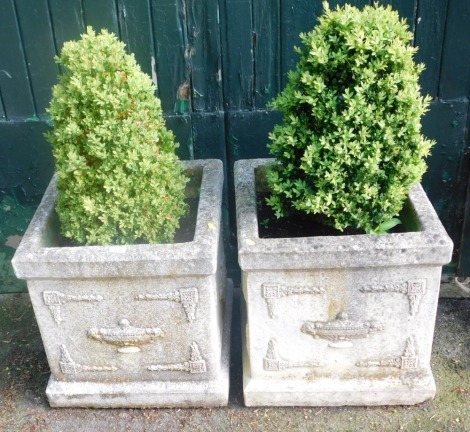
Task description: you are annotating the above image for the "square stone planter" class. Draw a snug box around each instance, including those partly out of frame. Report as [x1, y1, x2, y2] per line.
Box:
[235, 158, 453, 407]
[12, 159, 231, 408]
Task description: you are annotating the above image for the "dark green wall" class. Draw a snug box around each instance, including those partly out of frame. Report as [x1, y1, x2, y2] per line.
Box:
[1, 0, 469, 292]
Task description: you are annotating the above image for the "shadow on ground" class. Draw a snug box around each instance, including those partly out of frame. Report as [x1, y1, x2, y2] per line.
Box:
[1, 291, 469, 432]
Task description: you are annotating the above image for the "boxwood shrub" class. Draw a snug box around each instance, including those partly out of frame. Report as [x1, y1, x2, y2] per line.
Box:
[267, 3, 433, 233]
[46, 28, 188, 245]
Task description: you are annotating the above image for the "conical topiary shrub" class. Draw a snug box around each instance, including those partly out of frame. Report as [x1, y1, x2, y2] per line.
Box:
[46, 27, 188, 245]
[266, 3, 433, 234]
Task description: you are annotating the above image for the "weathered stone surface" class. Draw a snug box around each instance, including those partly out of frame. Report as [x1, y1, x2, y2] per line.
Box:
[46, 282, 232, 408]
[12, 159, 230, 408]
[235, 158, 453, 407]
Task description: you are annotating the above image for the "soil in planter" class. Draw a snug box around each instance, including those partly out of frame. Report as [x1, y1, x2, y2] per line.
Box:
[173, 196, 198, 243]
[256, 191, 407, 239]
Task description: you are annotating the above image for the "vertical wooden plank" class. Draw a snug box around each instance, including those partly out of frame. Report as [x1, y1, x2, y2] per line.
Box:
[0, 89, 6, 120]
[118, 0, 154, 77]
[226, 110, 281, 163]
[191, 112, 226, 160]
[457, 105, 470, 276]
[48, 0, 85, 50]
[458, 182, 470, 276]
[414, 0, 448, 98]
[439, 0, 470, 100]
[0, 122, 54, 196]
[186, 0, 223, 112]
[378, 0, 417, 31]
[14, 0, 59, 115]
[164, 114, 192, 160]
[0, 0, 36, 118]
[253, 0, 280, 108]
[332, 0, 371, 8]
[219, 0, 254, 110]
[422, 101, 469, 260]
[82, 0, 120, 34]
[458, 210, 470, 274]
[280, 0, 323, 88]
[150, 0, 189, 114]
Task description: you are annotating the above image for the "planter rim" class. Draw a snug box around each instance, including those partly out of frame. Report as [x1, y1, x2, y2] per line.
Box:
[235, 158, 453, 270]
[12, 159, 223, 279]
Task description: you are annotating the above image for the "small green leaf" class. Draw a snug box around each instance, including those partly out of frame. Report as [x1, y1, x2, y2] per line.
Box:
[372, 218, 402, 234]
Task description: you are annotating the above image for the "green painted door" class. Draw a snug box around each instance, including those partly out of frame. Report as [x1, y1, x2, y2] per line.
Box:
[1, 0, 469, 293]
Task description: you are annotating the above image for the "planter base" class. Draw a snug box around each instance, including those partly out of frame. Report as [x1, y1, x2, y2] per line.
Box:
[46, 280, 232, 408]
[243, 364, 435, 407]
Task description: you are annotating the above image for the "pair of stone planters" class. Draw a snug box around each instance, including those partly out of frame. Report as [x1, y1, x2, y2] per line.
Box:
[12, 156, 454, 408]
[12, 159, 231, 408]
[235, 159, 453, 407]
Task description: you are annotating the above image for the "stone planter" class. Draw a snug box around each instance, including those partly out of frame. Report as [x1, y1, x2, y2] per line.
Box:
[235, 158, 453, 407]
[12, 159, 231, 408]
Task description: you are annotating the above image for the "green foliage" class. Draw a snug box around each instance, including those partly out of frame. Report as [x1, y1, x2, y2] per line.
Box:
[46, 27, 188, 245]
[267, 3, 433, 233]
[370, 218, 401, 234]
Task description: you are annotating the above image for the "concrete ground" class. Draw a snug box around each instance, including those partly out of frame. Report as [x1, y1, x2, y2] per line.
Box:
[1, 285, 469, 432]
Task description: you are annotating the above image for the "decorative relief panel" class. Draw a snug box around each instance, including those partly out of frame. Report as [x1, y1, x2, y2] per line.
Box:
[301, 312, 383, 348]
[59, 345, 118, 374]
[263, 339, 323, 371]
[356, 337, 418, 369]
[87, 319, 164, 353]
[262, 274, 326, 318]
[359, 279, 426, 316]
[42, 290, 103, 325]
[148, 342, 207, 374]
[135, 287, 199, 322]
